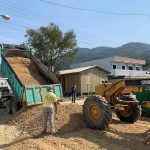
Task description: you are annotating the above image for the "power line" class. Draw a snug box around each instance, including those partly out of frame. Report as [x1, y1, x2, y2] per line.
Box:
[0, 20, 27, 30]
[1, 0, 149, 48]
[0, 2, 49, 24]
[1, 0, 137, 43]
[40, 0, 150, 17]
[4, 0, 50, 21]
[0, 24, 25, 32]
[1, 0, 108, 45]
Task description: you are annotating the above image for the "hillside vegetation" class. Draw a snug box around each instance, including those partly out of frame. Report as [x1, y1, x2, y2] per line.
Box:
[76, 42, 150, 63]
[2, 42, 150, 70]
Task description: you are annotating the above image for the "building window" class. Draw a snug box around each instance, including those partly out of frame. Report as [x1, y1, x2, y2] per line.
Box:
[122, 66, 126, 70]
[128, 66, 133, 70]
[136, 67, 140, 71]
[113, 64, 117, 69]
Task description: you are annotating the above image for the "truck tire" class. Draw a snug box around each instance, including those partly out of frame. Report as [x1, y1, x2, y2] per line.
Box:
[6, 100, 12, 114]
[83, 96, 112, 130]
[10, 97, 18, 114]
[116, 104, 142, 123]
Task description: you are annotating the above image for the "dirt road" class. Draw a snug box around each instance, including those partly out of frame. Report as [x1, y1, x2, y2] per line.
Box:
[0, 105, 150, 150]
[0, 109, 22, 150]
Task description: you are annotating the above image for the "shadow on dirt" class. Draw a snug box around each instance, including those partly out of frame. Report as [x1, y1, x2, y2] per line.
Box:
[53, 114, 150, 150]
[56, 112, 86, 135]
[2, 109, 149, 150]
[0, 108, 12, 125]
[0, 137, 31, 149]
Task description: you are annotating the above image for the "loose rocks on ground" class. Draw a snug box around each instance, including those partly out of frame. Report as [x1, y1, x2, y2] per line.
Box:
[6, 103, 150, 150]
[8, 104, 86, 137]
[144, 129, 150, 144]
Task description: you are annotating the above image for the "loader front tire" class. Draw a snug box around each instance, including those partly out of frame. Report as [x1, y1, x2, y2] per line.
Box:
[116, 104, 141, 123]
[83, 96, 112, 130]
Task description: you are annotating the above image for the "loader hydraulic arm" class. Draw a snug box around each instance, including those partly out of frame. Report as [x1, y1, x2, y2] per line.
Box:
[104, 80, 126, 100]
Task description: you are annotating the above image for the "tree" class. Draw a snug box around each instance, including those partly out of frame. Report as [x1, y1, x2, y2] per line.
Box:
[26, 23, 77, 73]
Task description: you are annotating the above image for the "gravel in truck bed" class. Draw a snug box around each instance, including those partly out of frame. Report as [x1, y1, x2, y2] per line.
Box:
[6, 57, 47, 86]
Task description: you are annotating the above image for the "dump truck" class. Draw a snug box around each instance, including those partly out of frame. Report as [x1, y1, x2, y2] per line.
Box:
[0, 48, 63, 114]
[83, 78, 150, 129]
[0, 78, 13, 111]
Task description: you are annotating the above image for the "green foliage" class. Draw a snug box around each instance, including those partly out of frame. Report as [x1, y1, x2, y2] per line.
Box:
[56, 42, 150, 70]
[75, 42, 150, 63]
[26, 23, 77, 73]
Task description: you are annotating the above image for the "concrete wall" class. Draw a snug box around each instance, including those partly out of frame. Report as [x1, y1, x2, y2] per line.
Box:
[110, 61, 144, 76]
[110, 61, 143, 70]
[71, 57, 146, 77]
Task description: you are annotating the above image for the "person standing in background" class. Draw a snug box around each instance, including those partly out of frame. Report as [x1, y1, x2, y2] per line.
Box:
[71, 85, 77, 103]
[39, 86, 57, 135]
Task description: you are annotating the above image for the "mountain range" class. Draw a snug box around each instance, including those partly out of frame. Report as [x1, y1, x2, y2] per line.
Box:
[2, 42, 150, 70]
[75, 42, 150, 63]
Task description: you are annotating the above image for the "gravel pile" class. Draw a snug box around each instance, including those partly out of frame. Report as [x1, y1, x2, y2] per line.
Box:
[144, 129, 150, 144]
[8, 104, 86, 137]
[6, 57, 47, 86]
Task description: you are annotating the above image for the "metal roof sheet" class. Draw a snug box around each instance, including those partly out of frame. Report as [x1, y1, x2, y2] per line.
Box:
[59, 65, 109, 75]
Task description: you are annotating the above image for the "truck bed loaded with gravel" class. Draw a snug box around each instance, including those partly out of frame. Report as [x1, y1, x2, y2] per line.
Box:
[0, 49, 63, 114]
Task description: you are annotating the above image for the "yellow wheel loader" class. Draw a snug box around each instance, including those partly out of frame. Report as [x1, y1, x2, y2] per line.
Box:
[83, 78, 150, 129]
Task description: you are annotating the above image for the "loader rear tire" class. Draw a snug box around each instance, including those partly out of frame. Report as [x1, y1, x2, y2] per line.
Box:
[83, 96, 112, 130]
[116, 104, 141, 123]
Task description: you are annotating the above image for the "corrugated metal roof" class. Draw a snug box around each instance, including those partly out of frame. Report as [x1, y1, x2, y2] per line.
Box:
[113, 55, 146, 65]
[59, 65, 109, 75]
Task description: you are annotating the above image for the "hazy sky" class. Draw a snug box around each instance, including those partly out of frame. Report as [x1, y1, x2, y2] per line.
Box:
[0, 0, 150, 48]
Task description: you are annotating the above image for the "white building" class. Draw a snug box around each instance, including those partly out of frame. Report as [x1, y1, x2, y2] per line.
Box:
[71, 55, 149, 77]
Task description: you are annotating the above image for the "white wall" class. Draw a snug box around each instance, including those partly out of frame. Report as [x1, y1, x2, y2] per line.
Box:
[71, 57, 146, 77]
[110, 61, 143, 70]
[110, 61, 144, 75]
